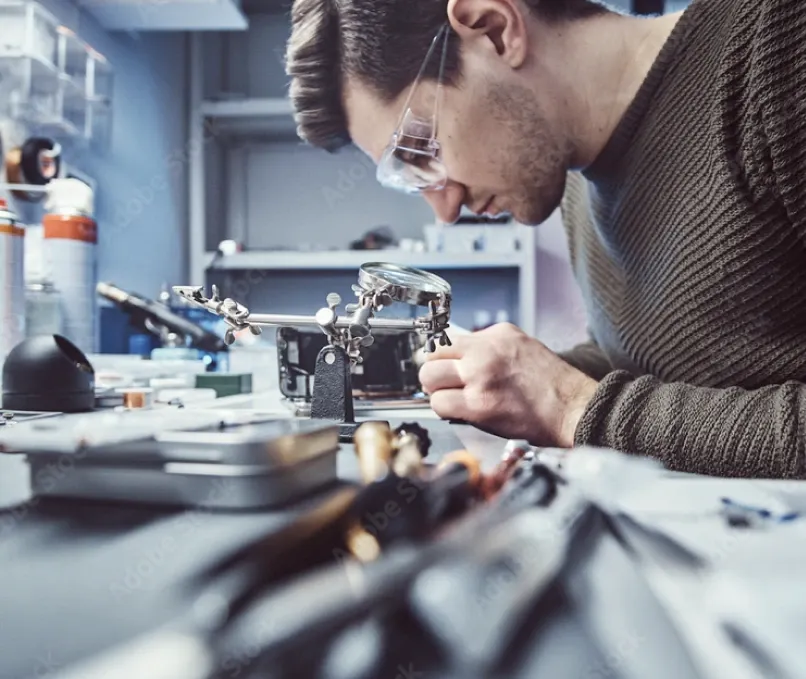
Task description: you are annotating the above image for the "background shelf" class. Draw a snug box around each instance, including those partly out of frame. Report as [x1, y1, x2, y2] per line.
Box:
[205, 249, 528, 271]
[200, 97, 296, 138]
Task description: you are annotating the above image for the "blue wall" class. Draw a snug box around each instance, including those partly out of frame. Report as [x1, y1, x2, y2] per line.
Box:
[38, 0, 189, 297]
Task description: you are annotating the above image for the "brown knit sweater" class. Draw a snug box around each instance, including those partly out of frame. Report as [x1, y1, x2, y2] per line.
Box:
[559, 0, 806, 478]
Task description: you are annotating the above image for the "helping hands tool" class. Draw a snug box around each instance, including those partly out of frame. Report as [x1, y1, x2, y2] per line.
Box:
[174, 263, 452, 441]
[173, 262, 452, 359]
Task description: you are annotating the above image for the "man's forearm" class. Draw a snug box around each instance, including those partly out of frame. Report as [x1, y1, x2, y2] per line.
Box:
[574, 371, 806, 478]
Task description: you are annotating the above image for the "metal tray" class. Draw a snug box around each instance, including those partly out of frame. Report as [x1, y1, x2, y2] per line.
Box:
[0, 408, 293, 458]
[154, 419, 339, 466]
[28, 448, 339, 509]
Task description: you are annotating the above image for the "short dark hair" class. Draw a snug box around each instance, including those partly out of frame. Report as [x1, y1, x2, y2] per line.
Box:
[285, 0, 608, 152]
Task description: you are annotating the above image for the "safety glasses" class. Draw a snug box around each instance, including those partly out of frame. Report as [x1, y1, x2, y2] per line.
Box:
[376, 23, 451, 194]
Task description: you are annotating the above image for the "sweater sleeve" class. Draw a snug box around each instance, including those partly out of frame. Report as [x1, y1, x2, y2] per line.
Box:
[558, 338, 614, 381]
[573, 372, 806, 478]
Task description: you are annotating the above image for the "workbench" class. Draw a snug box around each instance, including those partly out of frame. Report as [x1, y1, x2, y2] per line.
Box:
[2, 393, 806, 679]
[0, 394, 502, 679]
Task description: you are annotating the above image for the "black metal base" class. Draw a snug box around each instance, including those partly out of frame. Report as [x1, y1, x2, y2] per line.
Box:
[311, 345, 355, 424]
[309, 345, 388, 442]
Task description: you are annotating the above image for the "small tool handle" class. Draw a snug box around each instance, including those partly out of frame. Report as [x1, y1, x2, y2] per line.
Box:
[353, 421, 394, 484]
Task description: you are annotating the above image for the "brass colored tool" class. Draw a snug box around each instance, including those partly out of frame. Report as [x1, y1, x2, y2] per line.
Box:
[435, 450, 483, 493]
[345, 522, 382, 563]
[353, 422, 395, 484]
[483, 440, 532, 499]
[199, 485, 361, 623]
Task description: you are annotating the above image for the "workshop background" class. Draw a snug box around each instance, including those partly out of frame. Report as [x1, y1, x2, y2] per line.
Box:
[1, 0, 687, 371]
[17, 4, 806, 679]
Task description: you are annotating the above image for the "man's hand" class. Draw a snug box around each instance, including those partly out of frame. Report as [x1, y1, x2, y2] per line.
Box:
[419, 323, 599, 447]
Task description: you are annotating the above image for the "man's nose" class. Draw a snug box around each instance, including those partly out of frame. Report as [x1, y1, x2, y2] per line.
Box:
[422, 184, 464, 224]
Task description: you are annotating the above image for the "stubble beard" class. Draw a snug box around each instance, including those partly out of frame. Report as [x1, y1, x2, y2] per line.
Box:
[488, 83, 569, 226]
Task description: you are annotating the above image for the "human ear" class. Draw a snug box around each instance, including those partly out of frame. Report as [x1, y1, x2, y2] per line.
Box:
[446, 0, 528, 68]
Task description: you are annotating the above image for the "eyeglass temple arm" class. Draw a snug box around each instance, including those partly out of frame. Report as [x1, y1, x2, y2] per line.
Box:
[394, 23, 451, 135]
[433, 23, 450, 139]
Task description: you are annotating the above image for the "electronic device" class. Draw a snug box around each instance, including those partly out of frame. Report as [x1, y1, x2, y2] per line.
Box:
[277, 327, 423, 402]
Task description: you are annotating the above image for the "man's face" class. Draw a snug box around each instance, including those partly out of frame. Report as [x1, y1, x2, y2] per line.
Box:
[344, 66, 571, 226]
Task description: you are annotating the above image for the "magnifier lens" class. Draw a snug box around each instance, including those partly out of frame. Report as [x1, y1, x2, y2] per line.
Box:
[362, 264, 450, 296]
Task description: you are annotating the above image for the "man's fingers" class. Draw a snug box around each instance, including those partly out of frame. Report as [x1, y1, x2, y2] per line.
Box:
[428, 388, 468, 421]
[421, 335, 474, 361]
[419, 359, 464, 393]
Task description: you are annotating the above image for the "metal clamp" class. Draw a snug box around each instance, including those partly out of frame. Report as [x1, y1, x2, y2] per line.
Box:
[173, 263, 452, 364]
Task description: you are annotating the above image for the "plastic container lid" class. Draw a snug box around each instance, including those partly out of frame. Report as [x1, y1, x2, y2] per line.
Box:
[45, 178, 95, 218]
[0, 197, 16, 218]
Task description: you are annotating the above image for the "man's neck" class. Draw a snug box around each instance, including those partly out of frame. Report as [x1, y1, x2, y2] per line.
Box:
[554, 10, 685, 170]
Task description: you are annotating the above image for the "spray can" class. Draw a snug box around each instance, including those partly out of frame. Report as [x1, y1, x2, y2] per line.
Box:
[43, 179, 97, 354]
[0, 198, 26, 371]
[24, 223, 63, 338]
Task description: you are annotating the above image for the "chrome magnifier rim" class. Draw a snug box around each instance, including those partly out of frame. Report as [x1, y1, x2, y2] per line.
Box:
[358, 262, 452, 307]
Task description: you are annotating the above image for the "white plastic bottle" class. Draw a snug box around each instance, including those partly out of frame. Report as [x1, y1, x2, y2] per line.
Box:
[43, 179, 97, 354]
[0, 198, 25, 369]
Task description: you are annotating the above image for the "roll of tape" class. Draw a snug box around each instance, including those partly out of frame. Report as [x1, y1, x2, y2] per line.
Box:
[22, 137, 62, 185]
[4, 138, 62, 202]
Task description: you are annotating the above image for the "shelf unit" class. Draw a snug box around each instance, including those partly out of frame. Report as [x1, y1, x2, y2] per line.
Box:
[200, 97, 297, 137]
[0, 3, 113, 149]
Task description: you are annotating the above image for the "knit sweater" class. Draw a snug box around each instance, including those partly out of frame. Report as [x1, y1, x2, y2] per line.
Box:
[559, 0, 806, 478]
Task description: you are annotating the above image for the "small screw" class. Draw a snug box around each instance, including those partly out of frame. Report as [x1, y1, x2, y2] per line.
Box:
[324, 350, 336, 365]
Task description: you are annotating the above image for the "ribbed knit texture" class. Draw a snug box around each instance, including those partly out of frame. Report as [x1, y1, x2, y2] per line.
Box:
[559, 0, 806, 478]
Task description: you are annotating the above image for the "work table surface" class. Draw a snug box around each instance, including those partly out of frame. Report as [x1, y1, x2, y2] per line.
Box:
[2, 395, 806, 679]
[0, 397, 506, 679]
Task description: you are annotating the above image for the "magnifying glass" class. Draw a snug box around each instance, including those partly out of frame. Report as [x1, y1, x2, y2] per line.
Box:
[357, 262, 452, 307]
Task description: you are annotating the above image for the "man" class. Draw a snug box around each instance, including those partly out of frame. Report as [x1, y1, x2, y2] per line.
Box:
[285, 0, 806, 478]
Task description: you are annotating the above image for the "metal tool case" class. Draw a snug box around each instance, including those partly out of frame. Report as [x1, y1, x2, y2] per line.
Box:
[0, 411, 340, 509]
